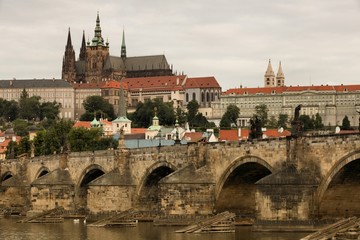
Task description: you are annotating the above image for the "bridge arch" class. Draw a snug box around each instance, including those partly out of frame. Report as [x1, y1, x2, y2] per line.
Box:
[215, 155, 274, 216]
[1, 171, 14, 182]
[136, 161, 177, 211]
[317, 149, 360, 218]
[34, 167, 50, 180]
[77, 164, 106, 188]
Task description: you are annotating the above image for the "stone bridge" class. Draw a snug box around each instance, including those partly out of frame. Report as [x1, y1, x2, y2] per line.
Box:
[1, 134, 360, 224]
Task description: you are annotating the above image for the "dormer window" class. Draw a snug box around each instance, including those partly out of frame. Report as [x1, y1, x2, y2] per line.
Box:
[244, 91, 248, 95]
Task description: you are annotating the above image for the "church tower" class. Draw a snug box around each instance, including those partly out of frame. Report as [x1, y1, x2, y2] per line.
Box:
[62, 28, 77, 83]
[264, 59, 275, 87]
[85, 12, 110, 83]
[79, 30, 86, 61]
[276, 61, 285, 87]
[121, 29, 126, 60]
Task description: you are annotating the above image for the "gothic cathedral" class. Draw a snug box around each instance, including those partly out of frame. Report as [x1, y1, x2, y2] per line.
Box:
[62, 13, 173, 83]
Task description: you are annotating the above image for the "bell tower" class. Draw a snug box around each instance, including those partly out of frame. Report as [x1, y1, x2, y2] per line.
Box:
[62, 28, 76, 83]
[85, 12, 110, 83]
[264, 59, 275, 87]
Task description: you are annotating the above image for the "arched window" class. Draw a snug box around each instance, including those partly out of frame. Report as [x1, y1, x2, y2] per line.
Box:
[186, 93, 189, 102]
[192, 93, 196, 101]
[206, 92, 210, 102]
[211, 92, 214, 101]
[201, 92, 205, 102]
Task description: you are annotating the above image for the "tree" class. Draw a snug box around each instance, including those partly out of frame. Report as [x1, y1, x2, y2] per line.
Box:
[187, 100, 200, 126]
[67, 127, 103, 152]
[299, 115, 314, 131]
[313, 113, 324, 130]
[175, 107, 187, 125]
[40, 101, 61, 121]
[342, 115, 351, 130]
[13, 119, 29, 137]
[220, 104, 240, 128]
[5, 140, 17, 159]
[267, 115, 277, 128]
[277, 113, 289, 129]
[0, 99, 19, 121]
[254, 104, 269, 127]
[17, 136, 31, 156]
[81, 95, 116, 121]
[19, 89, 41, 121]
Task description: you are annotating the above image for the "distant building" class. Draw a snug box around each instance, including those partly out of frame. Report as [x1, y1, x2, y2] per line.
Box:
[219, 128, 291, 141]
[213, 84, 360, 127]
[0, 79, 74, 119]
[62, 13, 173, 84]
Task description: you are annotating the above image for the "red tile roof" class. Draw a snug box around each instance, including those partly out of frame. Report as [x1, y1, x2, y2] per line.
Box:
[182, 132, 204, 142]
[100, 80, 128, 90]
[184, 76, 221, 89]
[73, 121, 91, 128]
[130, 128, 147, 134]
[123, 75, 187, 92]
[263, 129, 291, 138]
[219, 128, 290, 141]
[219, 130, 239, 141]
[224, 84, 360, 95]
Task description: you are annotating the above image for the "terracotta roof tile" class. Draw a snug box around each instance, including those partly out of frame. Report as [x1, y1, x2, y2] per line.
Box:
[184, 76, 221, 89]
[123, 75, 187, 92]
[131, 128, 147, 134]
[225, 84, 360, 96]
[73, 121, 91, 128]
[182, 132, 204, 142]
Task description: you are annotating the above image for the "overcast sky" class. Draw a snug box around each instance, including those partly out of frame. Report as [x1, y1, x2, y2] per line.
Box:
[1, 0, 360, 90]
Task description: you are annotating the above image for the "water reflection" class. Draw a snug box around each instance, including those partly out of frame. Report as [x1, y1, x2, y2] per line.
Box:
[0, 218, 308, 240]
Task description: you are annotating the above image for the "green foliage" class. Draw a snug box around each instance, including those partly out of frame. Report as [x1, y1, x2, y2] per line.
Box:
[186, 100, 200, 124]
[5, 141, 18, 159]
[220, 104, 240, 128]
[313, 113, 324, 130]
[13, 119, 29, 137]
[342, 115, 351, 130]
[17, 136, 31, 156]
[130, 99, 176, 127]
[32, 119, 73, 155]
[0, 98, 19, 121]
[19, 89, 41, 121]
[277, 114, 289, 129]
[67, 127, 103, 152]
[40, 101, 61, 120]
[81, 96, 116, 121]
[253, 104, 269, 127]
[267, 115, 278, 128]
[175, 107, 187, 125]
[299, 115, 314, 131]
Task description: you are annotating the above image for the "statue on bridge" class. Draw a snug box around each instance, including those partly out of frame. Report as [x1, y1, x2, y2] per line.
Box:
[291, 104, 303, 137]
[249, 116, 262, 140]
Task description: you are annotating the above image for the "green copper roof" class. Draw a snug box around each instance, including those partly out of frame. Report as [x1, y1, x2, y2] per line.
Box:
[112, 116, 131, 123]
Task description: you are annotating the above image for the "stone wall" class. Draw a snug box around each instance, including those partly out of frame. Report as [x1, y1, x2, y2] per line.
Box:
[87, 185, 135, 213]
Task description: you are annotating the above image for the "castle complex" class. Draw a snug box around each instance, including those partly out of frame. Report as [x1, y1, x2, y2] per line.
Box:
[62, 13, 173, 84]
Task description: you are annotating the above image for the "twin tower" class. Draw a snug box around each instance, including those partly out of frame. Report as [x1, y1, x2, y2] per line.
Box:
[264, 59, 285, 87]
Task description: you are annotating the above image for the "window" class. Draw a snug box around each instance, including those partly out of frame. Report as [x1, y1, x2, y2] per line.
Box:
[186, 93, 189, 102]
[202, 92, 205, 102]
[206, 92, 210, 102]
[192, 93, 196, 101]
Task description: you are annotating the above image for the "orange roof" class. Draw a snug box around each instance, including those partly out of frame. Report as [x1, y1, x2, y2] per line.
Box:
[182, 132, 204, 142]
[264, 129, 291, 138]
[100, 119, 112, 126]
[100, 80, 128, 90]
[73, 121, 91, 128]
[123, 75, 187, 92]
[130, 128, 147, 134]
[219, 130, 239, 141]
[184, 76, 221, 89]
[225, 84, 360, 96]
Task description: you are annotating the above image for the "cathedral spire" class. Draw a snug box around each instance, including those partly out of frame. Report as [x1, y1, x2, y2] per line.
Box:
[276, 61, 285, 87]
[66, 28, 72, 48]
[91, 12, 105, 46]
[121, 28, 127, 59]
[79, 30, 86, 61]
[264, 59, 275, 87]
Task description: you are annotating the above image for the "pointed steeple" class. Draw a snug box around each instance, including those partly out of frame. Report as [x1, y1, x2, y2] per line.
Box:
[66, 28, 72, 47]
[62, 28, 76, 83]
[79, 30, 86, 61]
[264, 59, 275, 87]
[276, 61, 285, 87]
[91, 12, 105, 46]
[121, 28, 127, 59]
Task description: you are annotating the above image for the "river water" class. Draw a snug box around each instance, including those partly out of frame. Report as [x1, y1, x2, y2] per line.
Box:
[0, 217, 309, 240]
